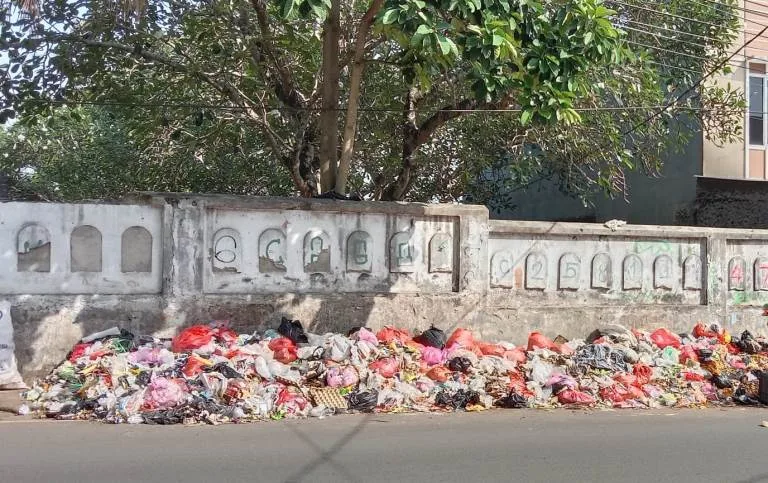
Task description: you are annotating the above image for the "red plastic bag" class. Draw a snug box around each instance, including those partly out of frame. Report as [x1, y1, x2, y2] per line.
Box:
[679, 345, 699, 364]
[650, 328, 681, 349]
[376, 327, 412, 345]
[558, 389, 595, 405]
[693, 323, 717, 339]
[527, 332, 556, 351]
[633, 364, 653, 385]
[369, 358, 399, 378]
[68, 343, 91, 362]
[274, 347, 297, 364]
[213, 327, 239, 346]
[268, 337, 296, 352]
[683, 371, 705, 382]
[600, 385, 633, 403]
[427, 366, 452, 382]
[614, 373, 638, 387]
[507, 371, 534, 398]
[182, 354, 211, 378]
[446, 328, 476, 350]
[477, 342, 505, 357]
[172, 326, 214, 353]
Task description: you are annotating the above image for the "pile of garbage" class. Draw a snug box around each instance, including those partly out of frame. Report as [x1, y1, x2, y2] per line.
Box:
[19, 319, 768, 424]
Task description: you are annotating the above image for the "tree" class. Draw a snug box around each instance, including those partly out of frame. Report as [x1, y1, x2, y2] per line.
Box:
[0, 105, 293, 200]
[0, 0, 744, 204]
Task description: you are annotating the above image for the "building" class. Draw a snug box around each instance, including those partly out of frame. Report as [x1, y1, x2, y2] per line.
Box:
[495, 1, 768, 228]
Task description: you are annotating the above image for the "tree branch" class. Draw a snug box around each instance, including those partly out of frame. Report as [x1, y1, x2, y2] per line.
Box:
[250, 0, 307, 109]
[334, 0, 385, 194]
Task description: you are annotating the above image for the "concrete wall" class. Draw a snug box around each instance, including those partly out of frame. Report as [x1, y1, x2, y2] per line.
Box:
[694, 176, 768, 228]
[4, 193, 768, 379]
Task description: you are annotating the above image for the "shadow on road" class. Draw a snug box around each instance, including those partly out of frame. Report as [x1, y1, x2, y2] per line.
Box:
[282, 414, 371, 483]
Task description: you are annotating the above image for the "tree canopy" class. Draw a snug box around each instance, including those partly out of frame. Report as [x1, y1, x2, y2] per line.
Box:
[0, 0, 744, 204]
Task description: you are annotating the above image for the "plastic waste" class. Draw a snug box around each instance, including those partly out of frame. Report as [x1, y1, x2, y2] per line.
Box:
[477, 342, 506, 357]
[446, 328, 475, 350]
[172, 325, 215, 353]
[347, 390, 378, 412]
[427, 366, 452, 382]
[420, 346, 444, 366]
[0, 301, 26, 389]
[447, 357, 472, 373]
[376, 327, 411, 345]
[558, 389, 595, 405]
[650, 328, 681, 349]
[369, 358, 398, 378]
[415, 326, 447, 349]
[278, 317, 309, 344]
[527, 332, 556, 352]
[81, 327, 122, 343]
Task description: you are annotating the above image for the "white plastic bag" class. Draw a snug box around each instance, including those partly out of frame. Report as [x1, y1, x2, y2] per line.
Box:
[0, 301, 25, 389]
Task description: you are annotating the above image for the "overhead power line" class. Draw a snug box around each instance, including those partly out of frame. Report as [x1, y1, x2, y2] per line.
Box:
[14, 98, 748, 114]
[623, 22, 768, 136]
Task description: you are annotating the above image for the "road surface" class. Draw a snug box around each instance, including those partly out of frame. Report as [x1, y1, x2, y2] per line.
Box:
[1, 409, 768, 482]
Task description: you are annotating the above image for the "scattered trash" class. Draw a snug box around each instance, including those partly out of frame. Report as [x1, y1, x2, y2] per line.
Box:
[0, 301, 26, 390]
[19, 320, 768, 425]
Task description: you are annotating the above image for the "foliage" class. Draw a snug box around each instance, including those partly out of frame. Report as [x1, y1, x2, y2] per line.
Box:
[0, 0, 745, 205]
[0, 106, 292, 200]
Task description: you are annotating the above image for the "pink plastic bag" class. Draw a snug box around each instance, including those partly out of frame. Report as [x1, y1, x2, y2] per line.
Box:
[650, 328, 681, 349]
[679, 345, 699, 364]
[353, 328, 379, 346]
[558, 389, 595, 405]
[420, 346, 444, 365]
[144, 377, 186, 409]
[326, 366, 344, 387]
[326, 366, 359, 388]
[369, 358, 399, 378]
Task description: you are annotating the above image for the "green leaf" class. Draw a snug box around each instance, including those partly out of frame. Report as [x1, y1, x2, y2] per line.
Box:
[416, 24, 433, 35]
[381, 9, 399, 24]
[584, 32, 593, 45]
[492, 34, 504, 46]
[520, 109, 533, 126]
[438, 36, 454, 55]
[282, 0, 295, 17]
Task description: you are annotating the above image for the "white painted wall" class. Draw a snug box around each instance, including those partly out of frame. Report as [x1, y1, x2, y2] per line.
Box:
[0, 203, 163, 294]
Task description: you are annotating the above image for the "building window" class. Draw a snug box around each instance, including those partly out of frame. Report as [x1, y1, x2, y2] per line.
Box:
[748, 62, 768, 179]
[750, 69, 765, 146]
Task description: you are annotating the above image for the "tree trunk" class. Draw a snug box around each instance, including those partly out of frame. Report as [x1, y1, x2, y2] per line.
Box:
[334, 0, 383, 195]
[318, 0, 340, 192]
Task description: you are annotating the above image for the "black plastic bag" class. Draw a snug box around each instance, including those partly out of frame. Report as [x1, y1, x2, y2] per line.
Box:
[348, 390, 378, 412]
[697, 348, 714, 362]
[435, 389, 480, 410]
[136, 371, 152, 386]
[758, 371, 768, 405]
[278, 317, 309, 344]
[211, 362, 243, 379]
[495, 393, 528, 409]
[711, 374, 732, 389]
[415, 325, 446, 349]
[447, 357, 472, 373]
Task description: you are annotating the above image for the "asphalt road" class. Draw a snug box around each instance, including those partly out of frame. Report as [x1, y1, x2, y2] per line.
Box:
[1, 409, 768, 483]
